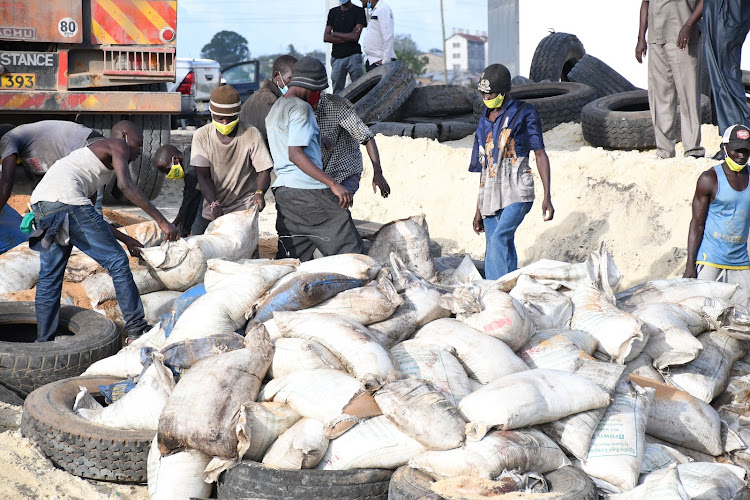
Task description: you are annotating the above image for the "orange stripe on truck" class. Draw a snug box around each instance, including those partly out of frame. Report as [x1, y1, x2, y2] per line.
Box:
[90, 0, 176, 45]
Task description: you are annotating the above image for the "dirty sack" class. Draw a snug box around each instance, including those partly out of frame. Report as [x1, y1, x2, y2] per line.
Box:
[610, 464, 689, 500]
[374, 379, 466, 450]
[261, 418, 329, 469]
[240, 402, 302, 462]
[408, 429, 569, 479]
[307, 275, 402, 325]
[268, 337, 345, 379]
[639, 462, 746, 499]
[616, 279, 739, 313]
[0, 243, 39, 293]
[82, 264, 165, 307]
[413, 318, 528, 384]
[367, 215, 437, 281]
[147, 436, 212, 500]
[640, 443, 691, 475]
[509, 275, 573, 330]
[623, 352, 664, 382]
[519, 329, 598, 372]
[296, 253, 381, 281]
[95, 290, 181, 327]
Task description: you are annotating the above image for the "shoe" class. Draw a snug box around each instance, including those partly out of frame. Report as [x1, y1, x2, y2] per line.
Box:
[125, 326, 148, 346]
[689, 153, 704, 159]
[712, 150, 725, 161]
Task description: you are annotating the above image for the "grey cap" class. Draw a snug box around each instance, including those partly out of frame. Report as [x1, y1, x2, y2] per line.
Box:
[288, 56, 329, 91]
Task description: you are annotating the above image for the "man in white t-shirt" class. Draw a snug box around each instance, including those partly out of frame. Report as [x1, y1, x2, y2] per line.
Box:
[360, 0, 396, 72]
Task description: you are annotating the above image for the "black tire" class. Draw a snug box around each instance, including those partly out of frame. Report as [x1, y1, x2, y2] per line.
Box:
[0, 383, 24, 406]
[529, 32, 586, 83]
[388, 466, 596, 500]
[79, 83, 169, 204]
[21, 375, 153, 482]
[581, 90, 713, 150]
[337, 62, 416, 123]
[394, 85, 480, 120]
[511, 75, 534, 86]
[370, 122, 439, 140]
[0, 302, 121, 397]
[567, 55, 640, 98]
[217, 460, 392, 500]
[509, 82, 598, 132]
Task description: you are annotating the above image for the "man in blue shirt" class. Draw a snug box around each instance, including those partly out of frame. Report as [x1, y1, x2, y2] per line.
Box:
[265, 56, 364, 261]
[470, 64, 554, 280]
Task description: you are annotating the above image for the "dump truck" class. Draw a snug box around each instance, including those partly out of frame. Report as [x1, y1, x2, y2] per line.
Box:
[0, 0, 181, 202]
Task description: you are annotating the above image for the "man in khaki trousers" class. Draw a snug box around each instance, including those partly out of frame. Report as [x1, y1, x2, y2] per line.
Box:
[636, 0, 705, 159]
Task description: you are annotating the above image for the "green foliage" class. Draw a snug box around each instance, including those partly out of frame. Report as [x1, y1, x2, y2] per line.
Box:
[394, 34, 428, 76]
[257, 47, 327, 82]
[201, 31, 250, 67]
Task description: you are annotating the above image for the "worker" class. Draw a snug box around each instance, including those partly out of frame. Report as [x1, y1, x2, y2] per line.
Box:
[153, 144, 203, 237]
[324, 0, 367, 93]
[471, 63, 554, 280]
[239, 55, 298, 146]
[191, 85, 274, 235]
[314, 91, 390, 198]
[635, 0, 705, 159]
[265, 56, 364, 261]
[684, 124, 750, 310]
[360, 0, 396, 72]
[29, 121, 179, 343]
[702, 0, 750, 158]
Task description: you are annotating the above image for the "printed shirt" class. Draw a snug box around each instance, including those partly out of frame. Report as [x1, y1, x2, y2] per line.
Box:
[362, 1, 396, 65]
[315, 93, 374, 184]
[327, 4, 368, 59]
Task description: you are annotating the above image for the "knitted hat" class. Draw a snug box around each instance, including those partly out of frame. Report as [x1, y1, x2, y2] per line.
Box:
[288, 56, 329, 91]
[478, 64, 511, 95]
[209, 85, 241, 117]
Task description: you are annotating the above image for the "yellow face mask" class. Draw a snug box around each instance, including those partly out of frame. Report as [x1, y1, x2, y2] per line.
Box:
[725, 147, 748, 172]
[484, 94, 505, 109]
[166, 162, 184, 180]
[213, 117, 239, 136]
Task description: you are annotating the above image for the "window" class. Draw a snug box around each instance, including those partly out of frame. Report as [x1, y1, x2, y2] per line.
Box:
[452, 42, 460, 48]
[453, 53, 460, 59]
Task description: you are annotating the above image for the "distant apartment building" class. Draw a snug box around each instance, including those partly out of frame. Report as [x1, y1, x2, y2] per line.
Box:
[445, 29, 488, 73]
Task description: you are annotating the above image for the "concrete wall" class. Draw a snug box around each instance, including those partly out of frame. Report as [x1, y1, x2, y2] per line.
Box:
[488, 0, 520, 77]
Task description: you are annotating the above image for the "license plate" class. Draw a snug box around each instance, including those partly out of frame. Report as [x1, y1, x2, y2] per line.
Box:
[0, 73, 36, 89]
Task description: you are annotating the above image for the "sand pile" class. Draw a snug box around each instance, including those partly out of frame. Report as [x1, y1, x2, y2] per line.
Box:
[352, 124, 723, 289]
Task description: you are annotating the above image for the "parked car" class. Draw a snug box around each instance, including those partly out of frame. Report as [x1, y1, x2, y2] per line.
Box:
[168, 58, 221, 127]
[220, 60, 260, 103]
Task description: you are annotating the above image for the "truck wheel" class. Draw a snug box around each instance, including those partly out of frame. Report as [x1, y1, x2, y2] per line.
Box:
[0, 302, 121, 397]
[21, 375, 153, 482]
[509, 82, 598, 132]
[337, 62, 415, 123]
[79, 84, 169, 204]
[529, 32, 586, 83]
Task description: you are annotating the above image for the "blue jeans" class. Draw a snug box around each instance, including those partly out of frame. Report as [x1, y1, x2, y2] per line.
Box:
[331, 53, 364, 94]
[483, 202, 533, 281]
[32, 201, 146, 341]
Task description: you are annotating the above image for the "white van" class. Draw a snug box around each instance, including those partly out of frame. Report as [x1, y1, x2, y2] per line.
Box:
[168, 58, 221, 126]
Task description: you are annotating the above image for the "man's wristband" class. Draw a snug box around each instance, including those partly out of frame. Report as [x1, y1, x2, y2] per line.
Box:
[209, 201, 221, 210]
[254, 190, 264, 196]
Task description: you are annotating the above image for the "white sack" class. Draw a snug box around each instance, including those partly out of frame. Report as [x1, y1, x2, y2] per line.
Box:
[408, 429, 569, 479]
[262, 418, 329, 469]
[297, 253, 381, 281]
[456, 286, 535, 351]
[274, 311, 400, 383]
[640, 443, 691, 474]
[83, 347, 144, 378]
[391, 340, 473, 405]
[662, 330, 746, 403]
[642, 462, 746, 500]
[616, 279, 739, 313]
[374, 379, 465, 450]
[413, 318, 528, 384]
[571, 285, 649, 363]
[82, 264, 165, 307]
[241, 402, 302, 462]
[0, 244, 39, 293]
[632, 303, 708, 370]
[147, 436, 212, 500]
[509, 275, 573, 330]
[519, 329, 597, 372]
[95, 290, 182, 327]
[316, 415, 426, 470]
[459, 369, 611, 436]
[611, 464, 689, 500]
[121, 220, 165, 247]
[269, 337, 345, 379]
[435, 255, 482, 286]
[645, 435, 717, 464]
[140, 208, 259, 291]
[581, 380, 655, 492]
[307, 275, 402, 325]
[368, 215, 436, 280]
[623, 352, 664, 382]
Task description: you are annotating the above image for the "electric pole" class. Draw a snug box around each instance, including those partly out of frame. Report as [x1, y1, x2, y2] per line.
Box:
[440, 0, 448, 84]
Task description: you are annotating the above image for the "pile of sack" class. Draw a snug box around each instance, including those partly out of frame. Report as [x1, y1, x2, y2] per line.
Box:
[56, 212, 750, 498]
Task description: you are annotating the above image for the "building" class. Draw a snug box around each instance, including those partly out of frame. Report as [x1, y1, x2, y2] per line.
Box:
[421, 51, 445, 74]
[445, 29, 488, 73]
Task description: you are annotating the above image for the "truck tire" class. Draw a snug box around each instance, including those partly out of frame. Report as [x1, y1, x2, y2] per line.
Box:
[509, 82, 598, 132]
[337, 62, 416, 123]
[370, 122, 439, 140]
[529, 32, 586, 83]
[567, 55, 640, 98]
[21, 375, 152, 482]
[79, 83, 169, 204]
[388, 466, 597, 500]
[217, 460, 392, 500]
[394, 85, 481, 120]
[0, 302, 121, 397]
[581, 90, 712, 150]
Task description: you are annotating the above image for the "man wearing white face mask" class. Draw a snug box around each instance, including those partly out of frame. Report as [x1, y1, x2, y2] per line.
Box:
[684, 124, 750, 309]
[191, 85, 274, 235]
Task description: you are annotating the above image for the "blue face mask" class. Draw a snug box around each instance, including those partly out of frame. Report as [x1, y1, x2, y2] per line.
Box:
[340, 0, 348, 3]
[367, 2, 372, 8]
[275, 74, 288, 95]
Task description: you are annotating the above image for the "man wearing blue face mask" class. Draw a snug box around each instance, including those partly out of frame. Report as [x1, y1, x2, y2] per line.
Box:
[470, 64, 554, 280]
[325, 0, 367, 93]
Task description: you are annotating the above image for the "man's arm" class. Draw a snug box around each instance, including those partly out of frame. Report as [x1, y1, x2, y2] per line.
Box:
[365, 139, 389, 197]
[677, 0, 703, 50]
[288, 146, 352, 209]
[110, 142, 179, 241]
[253, 169, 271, 212]
[338, 104, 389, 197]
[0, 153, 17, 210]
[534, 149, 554, 221]
[195, 166, 222, 220]
[684, 169, 715, 278]
[636, 1, 649, 63]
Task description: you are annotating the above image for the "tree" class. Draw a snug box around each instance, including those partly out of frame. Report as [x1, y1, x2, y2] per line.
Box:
[201, 31, 250, 67]
[394, 34, 428, 76]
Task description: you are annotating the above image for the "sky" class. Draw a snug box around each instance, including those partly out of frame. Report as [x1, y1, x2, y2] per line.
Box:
[176, 0, 488, 60]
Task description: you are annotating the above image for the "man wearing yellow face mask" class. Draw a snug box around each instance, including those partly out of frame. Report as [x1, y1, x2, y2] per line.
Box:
[190, 85, 274, 235]
[684, 124, 750, 309]
[470, 64, 554, 280]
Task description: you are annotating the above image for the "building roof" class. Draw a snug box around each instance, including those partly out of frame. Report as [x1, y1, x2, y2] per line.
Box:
[447, 33, 488, 43]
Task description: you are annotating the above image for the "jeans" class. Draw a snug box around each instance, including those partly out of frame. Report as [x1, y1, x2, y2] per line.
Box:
[331, 53, 364, 94]
[482, 201, 533, 281]
[33, 201, 146, 341]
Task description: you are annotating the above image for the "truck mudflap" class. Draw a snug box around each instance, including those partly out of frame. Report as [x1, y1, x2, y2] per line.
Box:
[0, 90, 180, 113]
